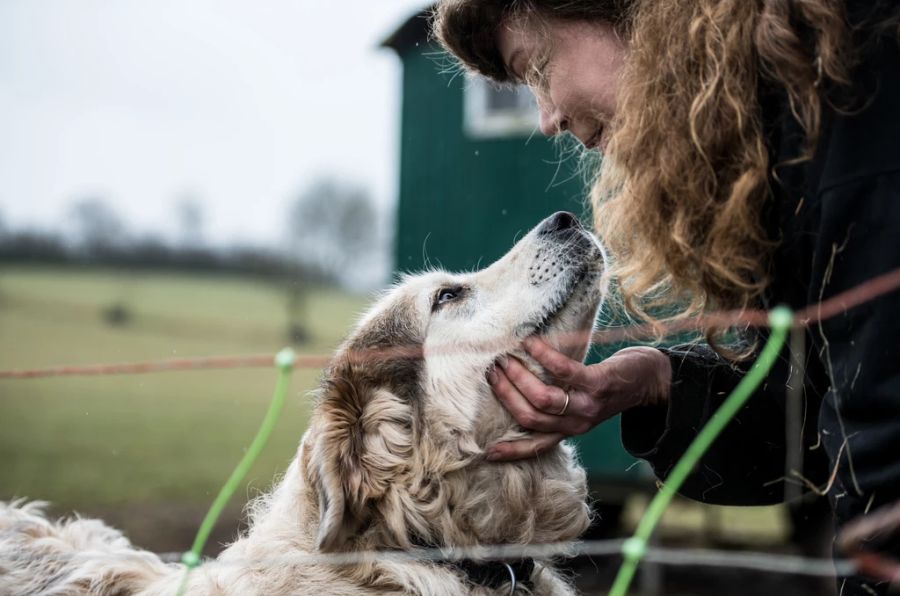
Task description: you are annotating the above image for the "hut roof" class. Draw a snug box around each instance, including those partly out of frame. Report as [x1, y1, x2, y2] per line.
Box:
[381, 5, 433, 55]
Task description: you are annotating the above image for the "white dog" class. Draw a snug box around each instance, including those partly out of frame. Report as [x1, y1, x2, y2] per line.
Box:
[0, 212, 608, 595]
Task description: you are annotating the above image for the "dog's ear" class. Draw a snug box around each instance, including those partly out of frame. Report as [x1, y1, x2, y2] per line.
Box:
[306, 366, 414, 552]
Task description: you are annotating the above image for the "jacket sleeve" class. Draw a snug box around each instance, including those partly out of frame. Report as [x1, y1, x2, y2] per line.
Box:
[619, 340, 819, 506]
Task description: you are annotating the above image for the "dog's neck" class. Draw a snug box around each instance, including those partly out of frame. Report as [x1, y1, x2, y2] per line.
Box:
[295, 428, 589, 551]
[449, 444, 591, 545]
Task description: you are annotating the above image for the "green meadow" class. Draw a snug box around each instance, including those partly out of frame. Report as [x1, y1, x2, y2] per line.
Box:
[0, 266, 369, 510]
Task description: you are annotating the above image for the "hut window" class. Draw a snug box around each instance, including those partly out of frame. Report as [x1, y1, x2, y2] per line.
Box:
[464, 76, 538, 138]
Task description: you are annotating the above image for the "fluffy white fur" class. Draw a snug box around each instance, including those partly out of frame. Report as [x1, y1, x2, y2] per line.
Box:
[0, 213, 608, 595]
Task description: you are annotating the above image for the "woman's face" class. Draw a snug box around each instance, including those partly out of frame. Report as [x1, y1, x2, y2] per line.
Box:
[496, 16, 627, 150]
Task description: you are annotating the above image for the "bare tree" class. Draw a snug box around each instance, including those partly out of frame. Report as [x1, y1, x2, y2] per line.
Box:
[68, 197, 127, 257]
[175, 195, 205, 249]
[286, 177, 379, 284]
[67, 197, 132, 325]
[282, 176, 383, 343]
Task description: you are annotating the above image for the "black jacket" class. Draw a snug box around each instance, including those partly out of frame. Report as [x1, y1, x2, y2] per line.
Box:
[619, 5, 900, 595]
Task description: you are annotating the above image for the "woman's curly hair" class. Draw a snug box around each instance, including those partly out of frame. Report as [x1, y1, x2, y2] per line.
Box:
[433, 0, 885, 329]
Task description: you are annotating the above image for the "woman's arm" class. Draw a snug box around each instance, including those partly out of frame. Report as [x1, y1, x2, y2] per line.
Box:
[488, 335, 828, 505]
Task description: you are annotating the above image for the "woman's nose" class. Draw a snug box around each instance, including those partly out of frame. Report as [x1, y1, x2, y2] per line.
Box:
[539, 106, 567, 136]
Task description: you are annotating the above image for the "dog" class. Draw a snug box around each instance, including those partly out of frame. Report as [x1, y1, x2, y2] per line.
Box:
[0, 211, 608, 595]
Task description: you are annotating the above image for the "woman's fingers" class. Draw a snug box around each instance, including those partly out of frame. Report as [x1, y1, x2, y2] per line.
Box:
[497, 356, 570, 414]
[488, 364, 569, 432]
[486, 433, 566, 461]
[523, 336, 586, 386]
[490, 359, 597, 435]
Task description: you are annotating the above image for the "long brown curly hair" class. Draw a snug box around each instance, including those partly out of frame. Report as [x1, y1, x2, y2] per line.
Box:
[433, 0, 884, 329]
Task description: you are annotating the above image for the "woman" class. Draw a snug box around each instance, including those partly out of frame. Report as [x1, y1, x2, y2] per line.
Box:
[434, 1, 900, 594]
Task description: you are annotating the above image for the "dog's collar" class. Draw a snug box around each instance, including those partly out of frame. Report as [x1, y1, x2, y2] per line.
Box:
[410, 536, 535, 593]
[455, 557, 535, 594]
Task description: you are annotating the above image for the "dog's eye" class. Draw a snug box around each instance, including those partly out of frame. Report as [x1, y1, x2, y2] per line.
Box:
[433, 286, 464, 310]
[437, 288, 458, 304]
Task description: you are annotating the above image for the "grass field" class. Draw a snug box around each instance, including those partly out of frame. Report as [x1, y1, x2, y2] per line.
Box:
[0, 265, 369, 511]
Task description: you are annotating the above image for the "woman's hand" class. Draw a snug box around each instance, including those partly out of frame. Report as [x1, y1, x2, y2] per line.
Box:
[486, 337, 672, 461]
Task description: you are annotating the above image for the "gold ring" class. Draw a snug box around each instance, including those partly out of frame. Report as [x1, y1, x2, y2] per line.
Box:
[555, 390, 570, 416]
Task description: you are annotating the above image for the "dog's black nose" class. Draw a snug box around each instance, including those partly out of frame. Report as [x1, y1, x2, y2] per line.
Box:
[540, 211, 581, 235]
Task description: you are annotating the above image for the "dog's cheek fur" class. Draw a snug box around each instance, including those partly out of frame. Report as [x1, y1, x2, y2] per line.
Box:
[306, 368, 415, 552]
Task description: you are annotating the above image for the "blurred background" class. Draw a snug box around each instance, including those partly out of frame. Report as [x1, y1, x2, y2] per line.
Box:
[0, 2, 832, 594]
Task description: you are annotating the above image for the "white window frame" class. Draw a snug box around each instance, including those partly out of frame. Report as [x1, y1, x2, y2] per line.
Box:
[463, 76, 539, 139]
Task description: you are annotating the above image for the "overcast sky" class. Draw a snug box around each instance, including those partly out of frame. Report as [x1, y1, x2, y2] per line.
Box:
[0, 0, 428, 247]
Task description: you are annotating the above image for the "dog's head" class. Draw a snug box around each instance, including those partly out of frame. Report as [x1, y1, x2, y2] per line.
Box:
[304, 212, 606, 552]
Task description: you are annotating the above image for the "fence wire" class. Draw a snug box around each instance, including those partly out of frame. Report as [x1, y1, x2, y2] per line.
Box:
[1, 267, 899, 380]
[3, 539, 852, 578]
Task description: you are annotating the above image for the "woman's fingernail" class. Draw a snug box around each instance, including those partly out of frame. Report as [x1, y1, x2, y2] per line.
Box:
[497, 356, 509, 369]
[486, 447, 502, 461]
[524, 337, 538, 351]
[487, 368, 497, 384]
